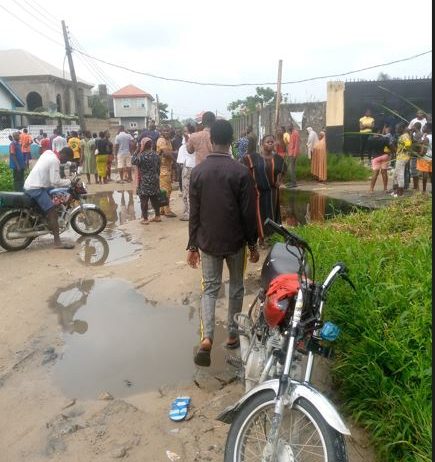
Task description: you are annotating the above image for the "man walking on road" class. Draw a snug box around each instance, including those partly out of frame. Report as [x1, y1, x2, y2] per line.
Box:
[114, 125, 134, 183]
[187, 120, 259, 367]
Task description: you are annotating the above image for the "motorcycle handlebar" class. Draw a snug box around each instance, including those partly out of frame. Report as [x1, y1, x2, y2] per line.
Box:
[264, 218, 310, 251]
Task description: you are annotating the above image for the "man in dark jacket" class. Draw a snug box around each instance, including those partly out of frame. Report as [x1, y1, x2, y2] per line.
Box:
[187, 120, 259, 367]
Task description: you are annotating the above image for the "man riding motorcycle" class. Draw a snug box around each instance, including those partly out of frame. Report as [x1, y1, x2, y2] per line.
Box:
[24, 147, 75, 249]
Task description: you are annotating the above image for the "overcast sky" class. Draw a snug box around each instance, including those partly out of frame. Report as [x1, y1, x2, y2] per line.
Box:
[1, 0, 432, 119]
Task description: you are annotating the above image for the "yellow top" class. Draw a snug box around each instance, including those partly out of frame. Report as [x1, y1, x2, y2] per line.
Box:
[359, 116, 375, 133]
[156, 137, 173, 176]
[396, 133, 412, 162]
[283, 132, 290, 145]
[68, 137, 81, 159]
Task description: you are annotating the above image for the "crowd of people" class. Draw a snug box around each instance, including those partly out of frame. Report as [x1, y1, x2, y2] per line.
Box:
[360, 109, 433, 195]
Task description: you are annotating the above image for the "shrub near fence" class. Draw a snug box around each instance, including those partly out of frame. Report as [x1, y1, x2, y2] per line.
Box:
[276, 196, 432, 461]
[0, 161, 13, 191]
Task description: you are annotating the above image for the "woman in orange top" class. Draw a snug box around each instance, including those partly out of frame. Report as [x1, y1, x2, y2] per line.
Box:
[156, 125, 177, 217]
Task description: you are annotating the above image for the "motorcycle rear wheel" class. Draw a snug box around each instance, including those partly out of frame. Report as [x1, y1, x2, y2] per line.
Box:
[70, 207, 106, 236]
[224, 390, 348, 462]
[0, 211, 34, 251]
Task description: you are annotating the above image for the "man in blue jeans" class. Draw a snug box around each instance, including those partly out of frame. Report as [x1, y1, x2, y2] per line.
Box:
[187, 120, 259, 367]
[9, 131, 26, 191]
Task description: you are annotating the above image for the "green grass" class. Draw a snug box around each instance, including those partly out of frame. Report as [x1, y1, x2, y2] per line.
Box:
[0, 161, 13, 191]
[284, 153, 371, 182]
[279, 196, 432, 461]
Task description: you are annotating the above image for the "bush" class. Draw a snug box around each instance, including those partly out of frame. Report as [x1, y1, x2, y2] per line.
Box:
[0, 161, 13, 191]
[284, 153, 371, 182]
[280, 196, 432, 461]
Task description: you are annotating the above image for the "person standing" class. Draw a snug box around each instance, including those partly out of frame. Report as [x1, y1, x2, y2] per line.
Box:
[114, 125, 134, 183]
[187, 120, 259, 367]
[236, 130, 249, 159]
[104, 131, 114, 181]
[286, 123, 301, 188]
[138, 121, 160, 150]
[311, 131, 327, 183]
[67, 131, 81, 174]
[52, 130, 68, 178]
[368, 126, 394, 193]
[80, 131, 97, 184]
[408, 110, 427, 131]
[19, 128, 33, 168]
[95, 131, 110, 184]
[39, 133, 51, 155]
[243, 134, 286, 245]
[392, 123, 412, 197]
[131, 137, 161, 224]
[187, 111, 216, 165]
[359, 109, 375, 162]
[177, 124, 196, 221]
[172, 127, 184, 191]
[9, 131, 26, 191]
[156, 125, 177, 217]
[306, 127, 319, 160]
[416, 123, 432, 193]
[275, 126, 287, 158]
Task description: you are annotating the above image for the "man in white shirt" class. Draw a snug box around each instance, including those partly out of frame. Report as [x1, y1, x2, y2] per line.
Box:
[178, 124, 196, 221]
[52, 132, 68, 178]
[114, 126, 134, 183]
[408, 110, 427, 130]
[24, 147, 75, 249]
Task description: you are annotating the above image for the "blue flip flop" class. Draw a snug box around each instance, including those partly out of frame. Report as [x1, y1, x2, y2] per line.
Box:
[169, 396, 191, 422]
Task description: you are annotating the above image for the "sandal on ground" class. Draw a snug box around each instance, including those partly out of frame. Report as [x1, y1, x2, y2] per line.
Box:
[149, 217, 162, 222]
[169, 396, 191, 422]
[165, 211, 177, 218]
[225, 338, 240, 350]
[140, 219, 150, 225]
[194, 347, 211, 367]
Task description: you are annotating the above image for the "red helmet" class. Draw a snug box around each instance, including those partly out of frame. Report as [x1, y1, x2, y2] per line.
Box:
[264, 274, 300, 328]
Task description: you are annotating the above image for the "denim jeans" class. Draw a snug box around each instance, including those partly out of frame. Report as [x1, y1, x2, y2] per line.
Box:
[200, 247, 246, 341]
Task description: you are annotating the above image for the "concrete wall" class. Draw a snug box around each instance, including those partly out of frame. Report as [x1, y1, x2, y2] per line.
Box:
[2, 76, 92, 118]
[0, 86, 14, 109]
[113, 97, 153, 118]
[231, 102, 326, 155]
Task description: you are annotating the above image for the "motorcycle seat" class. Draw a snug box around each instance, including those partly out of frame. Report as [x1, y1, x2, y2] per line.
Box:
[261, 242, 310, 289]
[0, 192, 35, 209]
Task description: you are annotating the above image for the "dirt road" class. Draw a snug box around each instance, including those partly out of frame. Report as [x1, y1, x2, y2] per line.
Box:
[0, 182, 375, 461]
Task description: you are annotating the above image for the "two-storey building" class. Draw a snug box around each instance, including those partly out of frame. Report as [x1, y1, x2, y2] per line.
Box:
[112, 85, 156, 130]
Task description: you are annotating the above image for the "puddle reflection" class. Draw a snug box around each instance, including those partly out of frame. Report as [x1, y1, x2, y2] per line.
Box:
[50, 279, 235, 399]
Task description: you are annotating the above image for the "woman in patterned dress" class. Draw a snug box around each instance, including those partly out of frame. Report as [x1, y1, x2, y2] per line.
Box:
[131, 137, 161, 224]
[243, 135, 286, 244]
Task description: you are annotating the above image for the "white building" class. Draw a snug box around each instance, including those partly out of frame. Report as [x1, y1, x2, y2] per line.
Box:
[112, 85, 156, 130]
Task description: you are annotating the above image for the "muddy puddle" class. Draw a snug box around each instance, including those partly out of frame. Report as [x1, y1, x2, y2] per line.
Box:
[280, 190, 370, 226]
[50, 279, 237, 399]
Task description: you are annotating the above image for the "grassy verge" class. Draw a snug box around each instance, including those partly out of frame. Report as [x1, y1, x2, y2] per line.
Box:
[0, 161, 13, 191]
[282, 196, 432, 461]
[284, 153, 371, 182]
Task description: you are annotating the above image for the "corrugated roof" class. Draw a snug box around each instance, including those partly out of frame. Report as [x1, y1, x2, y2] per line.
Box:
[0, 78, 24, 106]
[112, 84, 154, 99]
[0, 49, 93, 88]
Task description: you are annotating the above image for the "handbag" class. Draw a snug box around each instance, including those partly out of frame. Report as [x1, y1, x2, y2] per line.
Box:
[158, 189, 169, 207]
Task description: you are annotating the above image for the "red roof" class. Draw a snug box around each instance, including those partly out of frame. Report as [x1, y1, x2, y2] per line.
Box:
[112, 84, 154, 99]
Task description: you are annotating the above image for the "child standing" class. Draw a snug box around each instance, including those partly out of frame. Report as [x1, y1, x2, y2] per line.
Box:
[131, 137, 161, 224]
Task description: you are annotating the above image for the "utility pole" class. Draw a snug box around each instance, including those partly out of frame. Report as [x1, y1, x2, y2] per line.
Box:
[155, 94, 160, 125]
[170, 109, 173, 121]
[61, 20, 86, 131]
[274, 59, 283, 132]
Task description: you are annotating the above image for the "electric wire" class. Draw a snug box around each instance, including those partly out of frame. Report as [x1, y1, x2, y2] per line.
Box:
[71, 48, 432, 87]
[14, 0, 64, 38]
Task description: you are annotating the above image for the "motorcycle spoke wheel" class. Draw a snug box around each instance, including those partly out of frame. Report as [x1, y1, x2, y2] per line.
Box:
[0, 211, 34, 251]
[225, 392, 348, 462]
[70, 208, 106, 236]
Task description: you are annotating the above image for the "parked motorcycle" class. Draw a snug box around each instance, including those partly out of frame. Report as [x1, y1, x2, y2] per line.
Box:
[218, 218, 355, 462]
[0, 177, 106, 251]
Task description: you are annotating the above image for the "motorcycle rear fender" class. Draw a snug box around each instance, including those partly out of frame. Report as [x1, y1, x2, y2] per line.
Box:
[70, 203, 98, 215]
[216, 379, 351, 436]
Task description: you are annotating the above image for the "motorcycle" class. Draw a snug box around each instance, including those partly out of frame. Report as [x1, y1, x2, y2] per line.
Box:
[0, 176, 107, 251]
[218, 218, 355, 462]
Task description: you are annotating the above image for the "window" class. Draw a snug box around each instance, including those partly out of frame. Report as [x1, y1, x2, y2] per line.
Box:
[136, 99, 145, 109]
[122, 99, 131, 109]
[129, 122, 138, 129]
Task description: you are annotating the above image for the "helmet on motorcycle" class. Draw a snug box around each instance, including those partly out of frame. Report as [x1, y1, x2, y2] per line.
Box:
[264, 274, 299, 328]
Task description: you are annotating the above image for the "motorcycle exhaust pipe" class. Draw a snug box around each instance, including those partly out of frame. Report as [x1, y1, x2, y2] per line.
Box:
[239, 334, 250, 363]
[8, 230, 49, 239]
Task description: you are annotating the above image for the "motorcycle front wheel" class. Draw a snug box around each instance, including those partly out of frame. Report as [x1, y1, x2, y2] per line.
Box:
[70, 207, 106, 236]
[224, 391, 348, 462]
[0, 211, 34, 251]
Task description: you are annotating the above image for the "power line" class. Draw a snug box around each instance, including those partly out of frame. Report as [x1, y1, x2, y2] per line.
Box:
[72, 48, 432, 87]
[0, 4, 64, 47]
[27, 0, 59, 23]
[14, 0, 63, 38]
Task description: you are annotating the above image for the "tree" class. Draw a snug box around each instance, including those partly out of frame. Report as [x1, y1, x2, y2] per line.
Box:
[89, 95, 108, 119]
[158, 102, 169, 121]
[377, 72, 391, 81]
[227, 87, 276, 116]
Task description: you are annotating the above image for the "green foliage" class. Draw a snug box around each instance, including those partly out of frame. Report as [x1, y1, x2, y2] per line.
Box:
[0, 161, 13, 191]
[158, 102, 169, 121]
[283, 154, 371, 182]
[283, 196, 432, 461]
[89, 95, 108, 119]
[227, 87, 275, 116]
